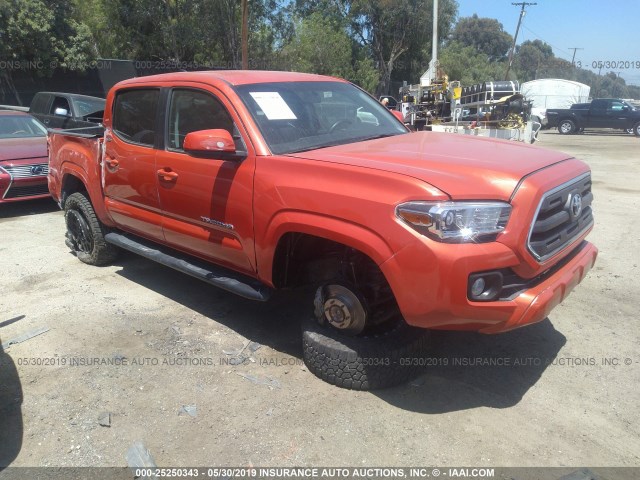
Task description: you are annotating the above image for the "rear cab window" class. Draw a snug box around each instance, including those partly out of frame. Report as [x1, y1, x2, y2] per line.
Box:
[112, 89, 160, 147]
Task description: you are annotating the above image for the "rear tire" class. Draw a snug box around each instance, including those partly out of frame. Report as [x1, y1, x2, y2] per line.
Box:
[633, 122, 640, 137]
[64, 192, 118, 266]
[302, 314, 429, 390]
[558, 119, 576, 135]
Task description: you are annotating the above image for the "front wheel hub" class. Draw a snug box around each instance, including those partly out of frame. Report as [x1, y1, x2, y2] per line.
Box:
[315, 284, 367, 335]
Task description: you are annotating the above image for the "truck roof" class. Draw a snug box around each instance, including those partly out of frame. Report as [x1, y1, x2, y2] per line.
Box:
[115, 70, 348, 88]
[33, 92, 105, 100]
[0, 110, 30, 117]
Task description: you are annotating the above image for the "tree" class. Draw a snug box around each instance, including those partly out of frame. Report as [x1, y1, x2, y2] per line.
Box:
[280, 13, 354, 78]
[278, 12, 380, 91]
[0, 0, 94, 103]
[450, 14, 512, 60]
[439, 41, 504, 85]
[346, 0, 457, 95]
[513, 40, 553, 81]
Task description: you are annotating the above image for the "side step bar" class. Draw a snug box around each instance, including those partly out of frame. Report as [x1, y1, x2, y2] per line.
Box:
[104, 232, 272, 302]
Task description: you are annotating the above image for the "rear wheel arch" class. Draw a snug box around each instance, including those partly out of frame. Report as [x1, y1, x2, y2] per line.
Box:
[60, 172, 87, 207]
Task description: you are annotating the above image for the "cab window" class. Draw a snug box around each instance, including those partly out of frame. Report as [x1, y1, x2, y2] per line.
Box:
[167, 89, 239, 151]
[608, 101, 625, 112]
[112, 89, 159, 147]
[51, 96, 71, 116]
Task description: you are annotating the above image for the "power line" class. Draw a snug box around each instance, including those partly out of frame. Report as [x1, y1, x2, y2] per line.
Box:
[505, 2, 537, 80]
[519, 25, 573, 60]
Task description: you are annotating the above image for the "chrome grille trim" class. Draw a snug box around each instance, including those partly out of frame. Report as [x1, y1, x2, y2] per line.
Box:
[527, 173, 594, 262]
[3, 163, 49, 178]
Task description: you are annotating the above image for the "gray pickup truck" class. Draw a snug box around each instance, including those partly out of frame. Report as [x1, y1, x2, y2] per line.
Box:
[546, 98, 640, 136]
[29, 92, 105, 130]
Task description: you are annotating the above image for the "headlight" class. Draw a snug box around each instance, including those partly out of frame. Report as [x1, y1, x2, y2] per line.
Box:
[396, 201, 512, 243]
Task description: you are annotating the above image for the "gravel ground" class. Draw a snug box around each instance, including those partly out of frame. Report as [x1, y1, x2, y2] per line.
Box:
[0, 130, 638, 470]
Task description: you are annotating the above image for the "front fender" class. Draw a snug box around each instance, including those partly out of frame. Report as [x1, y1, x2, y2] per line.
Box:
[256, 210, 395, 286]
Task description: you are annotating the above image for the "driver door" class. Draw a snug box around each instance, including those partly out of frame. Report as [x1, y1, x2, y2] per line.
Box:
[155, 86, 257, 274]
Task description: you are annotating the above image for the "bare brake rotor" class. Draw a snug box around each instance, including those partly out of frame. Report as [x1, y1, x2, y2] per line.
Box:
[314, 284, 367, 335]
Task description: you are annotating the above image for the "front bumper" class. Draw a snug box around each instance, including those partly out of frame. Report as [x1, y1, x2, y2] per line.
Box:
[0, 162, 51, 203]
[381, 239, 597, 333]
[478, 241, 597, 333]
[381, 163, 597, 333]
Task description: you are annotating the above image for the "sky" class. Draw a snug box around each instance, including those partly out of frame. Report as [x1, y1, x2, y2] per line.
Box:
[456, 0, 640, 86]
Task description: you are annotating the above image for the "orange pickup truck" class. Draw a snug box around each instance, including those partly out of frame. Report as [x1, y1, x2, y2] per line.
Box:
[48, 71, 597, 390]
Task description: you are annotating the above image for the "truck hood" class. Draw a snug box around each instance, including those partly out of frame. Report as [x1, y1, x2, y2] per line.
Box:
[0, 137, 48, 162]
[286, 131, 572, 200]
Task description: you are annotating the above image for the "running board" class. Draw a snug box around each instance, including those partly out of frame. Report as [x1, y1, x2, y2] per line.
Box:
[104, 232, 272, 302]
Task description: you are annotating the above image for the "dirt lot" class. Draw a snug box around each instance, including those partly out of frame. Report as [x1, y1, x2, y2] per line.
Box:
[1, 130, 639, 470]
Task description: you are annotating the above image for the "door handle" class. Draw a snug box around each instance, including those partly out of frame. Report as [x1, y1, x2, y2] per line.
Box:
[157, 169, 178, 182]
[105, 157, 119, 169]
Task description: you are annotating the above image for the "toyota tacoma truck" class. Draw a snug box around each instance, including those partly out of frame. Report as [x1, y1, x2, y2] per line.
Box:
[547, 98, 640, 136]
[48, 71, 597, 390]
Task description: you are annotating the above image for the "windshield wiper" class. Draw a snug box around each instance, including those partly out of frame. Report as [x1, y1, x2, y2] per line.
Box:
[357, 133, 403, 142]
[286, 132, 404, 154]
[287, 142, 348, 154]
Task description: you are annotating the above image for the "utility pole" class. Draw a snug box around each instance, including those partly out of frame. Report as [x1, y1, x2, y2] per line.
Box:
[432, 0, 439, 69]
[241, 0, 249, 69]
[568, 47, 584, 66]
[505, 2, 537, 80]
[425, 0, 439, 85]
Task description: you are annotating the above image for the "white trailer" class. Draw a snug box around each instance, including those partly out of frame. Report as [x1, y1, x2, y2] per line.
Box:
[521, 79, 590, 125]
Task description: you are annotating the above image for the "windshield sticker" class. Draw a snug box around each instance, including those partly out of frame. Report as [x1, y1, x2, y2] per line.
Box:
[249, 92, 297, 120]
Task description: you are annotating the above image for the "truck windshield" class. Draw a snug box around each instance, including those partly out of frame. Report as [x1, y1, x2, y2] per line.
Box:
[234, 81, 407, 154]
[0, 115, 47, 138]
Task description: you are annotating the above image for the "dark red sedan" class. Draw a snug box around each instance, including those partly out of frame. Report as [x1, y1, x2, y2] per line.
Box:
[0, 111, 50, 203]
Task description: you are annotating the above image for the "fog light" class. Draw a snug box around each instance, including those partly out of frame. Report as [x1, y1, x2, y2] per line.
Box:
[471, 278, 486, 297]
[468, 271, 504, 301]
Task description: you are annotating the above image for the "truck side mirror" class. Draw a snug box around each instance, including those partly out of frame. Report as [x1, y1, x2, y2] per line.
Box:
[183, 129, 245, 160]
[54, 107, 69, 116]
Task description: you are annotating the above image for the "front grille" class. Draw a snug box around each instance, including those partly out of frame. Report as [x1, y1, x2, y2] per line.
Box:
[3, 163, 49, 178]
[4, 183, 50, 199]
[528, 173, 593, 261]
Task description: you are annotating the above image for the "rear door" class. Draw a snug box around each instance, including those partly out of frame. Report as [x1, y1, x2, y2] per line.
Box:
[587, 99, 609, 127]
[103, 88, 164, 240]
[155, 86, 257, 274]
